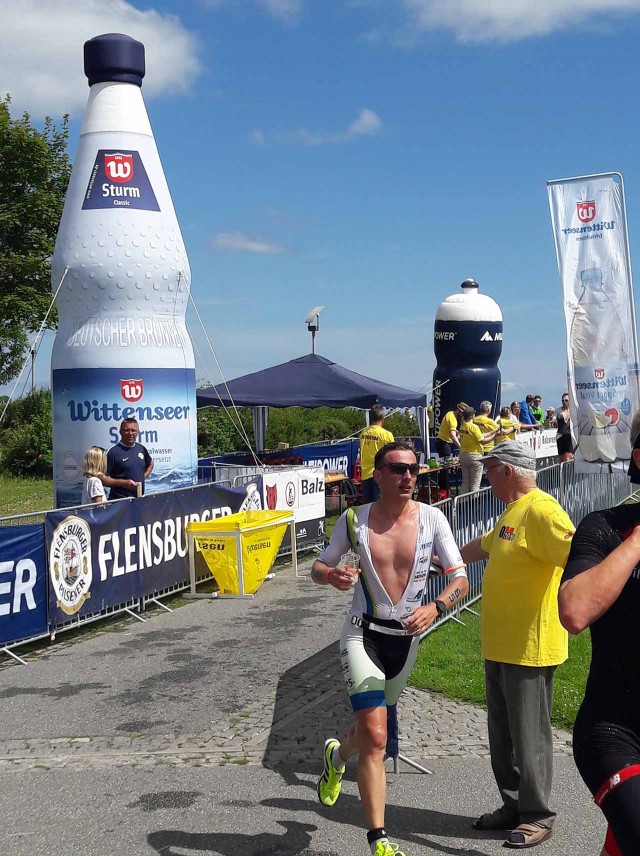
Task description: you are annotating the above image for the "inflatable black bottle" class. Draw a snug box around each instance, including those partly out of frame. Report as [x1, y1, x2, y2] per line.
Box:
[432, 279, 503, 432]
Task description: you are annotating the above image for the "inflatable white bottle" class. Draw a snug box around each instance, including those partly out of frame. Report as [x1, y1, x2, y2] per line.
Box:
[51, 33, 197, 507]
[569, 267, 631, 463]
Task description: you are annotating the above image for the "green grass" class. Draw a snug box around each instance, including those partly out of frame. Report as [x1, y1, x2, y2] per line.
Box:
[410, 603, 591, 731]
[0, 476, 54, 518]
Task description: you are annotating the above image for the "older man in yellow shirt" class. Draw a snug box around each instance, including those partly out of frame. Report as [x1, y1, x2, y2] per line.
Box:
[460, 442, 574, 850]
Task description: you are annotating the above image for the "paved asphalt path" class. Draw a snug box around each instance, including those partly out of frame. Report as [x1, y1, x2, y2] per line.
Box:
[0, 559, 606, 855]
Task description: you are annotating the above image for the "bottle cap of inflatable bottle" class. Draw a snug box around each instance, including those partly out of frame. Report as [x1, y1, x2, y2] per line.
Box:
[460, 278, 479, 291]
[435, 278, 502, 323]
[84, 33, 145, 87]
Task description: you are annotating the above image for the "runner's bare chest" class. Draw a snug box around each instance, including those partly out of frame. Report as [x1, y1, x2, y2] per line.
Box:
[368, 504, 420, 605]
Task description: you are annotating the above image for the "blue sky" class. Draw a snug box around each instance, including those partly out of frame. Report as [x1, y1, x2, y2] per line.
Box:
[3, 0, 640, 412]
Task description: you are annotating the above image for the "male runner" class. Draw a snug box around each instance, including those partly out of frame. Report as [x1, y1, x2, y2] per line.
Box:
[312, 441, 468, 856]
[559, 432, 640, 856]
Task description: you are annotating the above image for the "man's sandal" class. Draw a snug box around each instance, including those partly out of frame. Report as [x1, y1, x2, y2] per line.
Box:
[473, 806, 518, 831]
[504, 822, 552, 849]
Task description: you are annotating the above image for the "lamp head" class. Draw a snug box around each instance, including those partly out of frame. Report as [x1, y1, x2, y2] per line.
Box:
[304, 305, 324, 330]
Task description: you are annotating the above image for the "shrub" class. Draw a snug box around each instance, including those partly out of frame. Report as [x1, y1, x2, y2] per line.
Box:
[0, 389, 53, 477]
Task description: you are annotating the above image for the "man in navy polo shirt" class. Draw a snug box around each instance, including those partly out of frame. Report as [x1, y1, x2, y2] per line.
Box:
[106, 418, 154, 500]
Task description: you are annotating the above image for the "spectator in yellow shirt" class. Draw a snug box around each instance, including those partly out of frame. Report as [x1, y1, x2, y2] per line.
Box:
[496, 406, 519, 443]
[459, 406, 500, 494]
[460, 442, 574, 849]
[359, 405, 394, 503]
[474, 401, 499, 454]
[436, 401, 467, 461]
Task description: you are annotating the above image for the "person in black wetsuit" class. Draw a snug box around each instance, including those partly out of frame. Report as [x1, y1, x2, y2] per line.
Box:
[559, 431, 640, 856]
[555, 393, 573, 462]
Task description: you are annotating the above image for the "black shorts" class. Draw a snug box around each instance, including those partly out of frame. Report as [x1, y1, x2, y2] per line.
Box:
[573, 708, 640, 855]
[556, 434, 573, 455]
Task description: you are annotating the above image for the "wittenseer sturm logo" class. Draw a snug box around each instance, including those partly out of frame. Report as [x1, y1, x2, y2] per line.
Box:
[121, 378, 143, 402]
[105, 153, 134, 183]
[49, 516, 93, 615]
[577, 200, 596, 223]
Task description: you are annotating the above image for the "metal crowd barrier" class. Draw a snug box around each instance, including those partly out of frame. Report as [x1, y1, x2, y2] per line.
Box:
[0, 459, 632, 658]
[424, 458, 633, 635]
[0, 510, 48, 527]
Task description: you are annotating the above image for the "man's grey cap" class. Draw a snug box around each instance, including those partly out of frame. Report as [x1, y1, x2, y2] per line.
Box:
[480, 442, 536, 471]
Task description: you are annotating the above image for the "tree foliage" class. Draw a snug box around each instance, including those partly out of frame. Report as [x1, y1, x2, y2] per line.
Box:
[197, 407, 254, 457]
[195, 406, 420, 456]
[265, 407, 365, 448]
[0, 388, 53, 478]
[384, 411, 420, 437]
[0, 321, 28, 386]
[0, 95, 71, 383]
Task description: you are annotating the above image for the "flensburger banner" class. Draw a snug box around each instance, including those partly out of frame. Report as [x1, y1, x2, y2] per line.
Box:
[547, 173, 640, 472]
[45, 481, 260, 626]
[0, 525, 47, 646]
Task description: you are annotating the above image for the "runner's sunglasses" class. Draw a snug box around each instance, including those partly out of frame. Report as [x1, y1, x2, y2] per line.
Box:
[384, 462, 420, 476]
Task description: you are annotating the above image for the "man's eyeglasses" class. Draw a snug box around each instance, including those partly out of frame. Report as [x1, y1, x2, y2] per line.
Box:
[484, 463, 504, 474]
[384, 463, 420, 476]
[562, 398, 569, 403]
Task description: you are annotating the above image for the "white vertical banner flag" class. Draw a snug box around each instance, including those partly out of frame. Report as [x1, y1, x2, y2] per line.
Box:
[547, 173, 640, 473]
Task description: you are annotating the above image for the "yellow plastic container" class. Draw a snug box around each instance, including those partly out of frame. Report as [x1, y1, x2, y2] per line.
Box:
[186, 510, 293, 596]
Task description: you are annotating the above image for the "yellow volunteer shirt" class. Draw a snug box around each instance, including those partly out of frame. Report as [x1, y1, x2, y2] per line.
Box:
[459, 421, 484, 455]
[480, 488, 574, 666]
[474, 415, 498, 453]
[437, 410, 459, 444]
[359, 424, 395, 480]
[495, 417, 519, 443]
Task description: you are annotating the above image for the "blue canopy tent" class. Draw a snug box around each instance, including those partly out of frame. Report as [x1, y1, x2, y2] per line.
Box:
[196, 353, 429, 453]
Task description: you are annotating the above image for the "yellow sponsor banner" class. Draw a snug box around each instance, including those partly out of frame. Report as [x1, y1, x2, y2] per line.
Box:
[187, 511, 291, 595]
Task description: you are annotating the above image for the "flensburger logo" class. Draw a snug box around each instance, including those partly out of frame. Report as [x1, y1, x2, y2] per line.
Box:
[49, 516, 93, 615]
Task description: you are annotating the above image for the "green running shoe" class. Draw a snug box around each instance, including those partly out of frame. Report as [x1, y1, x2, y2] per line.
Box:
[317, 738, 344, 806]
[371, 839, 407, 856]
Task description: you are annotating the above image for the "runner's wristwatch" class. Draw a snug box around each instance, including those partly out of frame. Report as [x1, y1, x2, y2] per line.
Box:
[433, 599, 446, 617]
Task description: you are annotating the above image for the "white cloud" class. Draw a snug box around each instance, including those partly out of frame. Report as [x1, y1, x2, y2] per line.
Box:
[248, 129, 267, 145]
[346, 107, 382, 137]
[249, 107, 383, 146]
[201, 0, 302, 25]
[0, 0, 202, 118]
[262, 0, 302, 25]
[403, 0, 640, 43]
[211, 231, 287, 254]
